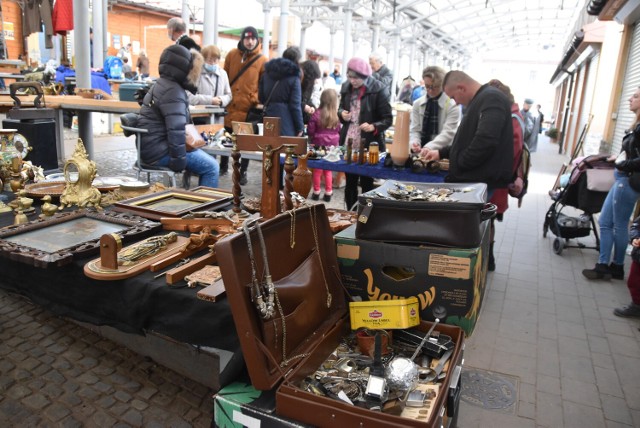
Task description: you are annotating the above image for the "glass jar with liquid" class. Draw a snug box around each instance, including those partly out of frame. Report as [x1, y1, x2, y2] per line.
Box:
[369, 142, 379, 164]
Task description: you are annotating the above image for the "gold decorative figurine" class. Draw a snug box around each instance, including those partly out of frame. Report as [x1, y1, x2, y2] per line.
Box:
[58, 139, 102, 210]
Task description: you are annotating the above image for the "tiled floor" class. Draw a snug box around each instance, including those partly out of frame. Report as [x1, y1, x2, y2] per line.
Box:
[457, 136, 640, 428]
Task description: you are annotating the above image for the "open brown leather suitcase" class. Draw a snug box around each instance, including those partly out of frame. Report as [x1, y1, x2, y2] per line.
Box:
[356, 180, 495, 247]
[216, 204, 465, 427]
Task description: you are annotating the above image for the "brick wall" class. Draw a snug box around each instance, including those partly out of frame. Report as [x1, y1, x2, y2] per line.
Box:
[106, 6, 178, 77]
[2, 1, 24, 61]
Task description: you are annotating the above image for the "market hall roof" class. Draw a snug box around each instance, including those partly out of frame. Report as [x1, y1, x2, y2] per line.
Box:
[111, 0, 588, 62]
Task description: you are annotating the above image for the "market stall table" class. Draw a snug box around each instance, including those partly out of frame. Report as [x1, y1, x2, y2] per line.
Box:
[0, 94, 222, 163]
[0, 201, 241, 390]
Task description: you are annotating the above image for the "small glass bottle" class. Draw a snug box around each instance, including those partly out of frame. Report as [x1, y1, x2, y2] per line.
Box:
[346, 138, 353, 164]
[359, 138, 366, 165]
[369, 142, 379, 164]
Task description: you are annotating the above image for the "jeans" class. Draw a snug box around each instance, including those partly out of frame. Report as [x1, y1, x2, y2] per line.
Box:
[157, 149, 219, 188]
[598, 170, 639, 265]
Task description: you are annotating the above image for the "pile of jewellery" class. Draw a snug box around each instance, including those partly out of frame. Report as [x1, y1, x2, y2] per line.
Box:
[372, 181, 474, 202]
[298, 319, 457, 421]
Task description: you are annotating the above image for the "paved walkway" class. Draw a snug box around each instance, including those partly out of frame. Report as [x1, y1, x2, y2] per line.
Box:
[1, 130, 638, 427]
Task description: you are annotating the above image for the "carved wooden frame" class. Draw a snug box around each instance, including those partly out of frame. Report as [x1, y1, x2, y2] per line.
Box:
[0, 210, 161, 268]
[111, 189, 232, 220]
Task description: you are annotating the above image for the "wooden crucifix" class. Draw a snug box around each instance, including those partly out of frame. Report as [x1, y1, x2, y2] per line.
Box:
[234, 117, 307, 219]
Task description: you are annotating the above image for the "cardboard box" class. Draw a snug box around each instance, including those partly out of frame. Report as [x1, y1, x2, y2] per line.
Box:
[214, 381, 312, 428]
[335, 222, 489, 336]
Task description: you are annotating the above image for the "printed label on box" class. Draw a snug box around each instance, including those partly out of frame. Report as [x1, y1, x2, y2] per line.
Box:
[428, 254, 471, 279]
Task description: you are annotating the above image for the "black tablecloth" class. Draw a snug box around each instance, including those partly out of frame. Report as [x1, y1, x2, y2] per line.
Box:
[0, 200, 239, 353]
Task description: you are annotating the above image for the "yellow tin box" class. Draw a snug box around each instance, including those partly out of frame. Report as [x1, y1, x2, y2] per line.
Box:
[349, 297, 420, 330]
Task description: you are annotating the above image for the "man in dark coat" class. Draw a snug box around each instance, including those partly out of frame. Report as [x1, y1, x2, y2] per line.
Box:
[369, 52, 393, 100]
[424, 70, 513, 193]
[137, 45, 219, 188]
[339, 57, 393, 210]
[259, 46, 303, 137]
[167, 17, 201, 52]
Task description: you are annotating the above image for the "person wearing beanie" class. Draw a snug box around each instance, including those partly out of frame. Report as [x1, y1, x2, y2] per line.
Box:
[339, 57, 393, 210]
[138, 45, 220, 188]
[223, 25, 267, 184]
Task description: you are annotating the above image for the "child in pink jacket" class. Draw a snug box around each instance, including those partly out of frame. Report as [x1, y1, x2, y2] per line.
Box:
[307, 88, 341, 202]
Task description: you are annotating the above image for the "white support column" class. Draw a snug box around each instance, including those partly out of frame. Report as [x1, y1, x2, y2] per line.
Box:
[203, 0, 216, 46]
[342, 2, 353, 71]
[92, 0, 104, 68]
[262, 2, 272, 57]
[371, 21, 380, 52]
[328, 26, 336, 73]
[73, 0, 93, 158]
[371, 0, 381, 51]
[300, 20, 311, 60]
[409, 40, 416, 79]
[278, 0, 290, 57]
[391, 29, 401, 102]
[182, 0, 190, 32]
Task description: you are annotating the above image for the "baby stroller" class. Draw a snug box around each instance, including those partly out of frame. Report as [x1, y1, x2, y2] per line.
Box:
[543, 154, 615, 255]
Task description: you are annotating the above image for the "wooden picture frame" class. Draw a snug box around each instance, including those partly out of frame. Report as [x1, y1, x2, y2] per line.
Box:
[232, 121, 255, 135]
[0, 210, 161, 268]
[191, 186, 234, 198]
[112, 189, 232, 220]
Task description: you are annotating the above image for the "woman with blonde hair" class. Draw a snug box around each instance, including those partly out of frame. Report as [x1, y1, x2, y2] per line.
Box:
[188, 44, 232, 125]
[307, 88, 341, 202]
[583, 86, 640, 281]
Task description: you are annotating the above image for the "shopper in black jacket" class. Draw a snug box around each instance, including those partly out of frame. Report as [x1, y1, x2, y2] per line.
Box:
[339, 57, 393, 210]
[138, 45, 220, 188]
[424, 70, 513, 193]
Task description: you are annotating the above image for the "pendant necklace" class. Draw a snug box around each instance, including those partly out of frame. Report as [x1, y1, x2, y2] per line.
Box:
[309, 205, 333, 309]
[243, 219, 275, 320]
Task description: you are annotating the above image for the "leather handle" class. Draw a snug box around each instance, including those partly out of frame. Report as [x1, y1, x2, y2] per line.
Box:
[9, 81, 45, 109]
[481, 203, 497, 221]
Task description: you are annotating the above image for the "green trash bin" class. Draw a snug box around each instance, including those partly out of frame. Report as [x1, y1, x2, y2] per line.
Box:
[119, 82, 149, 102]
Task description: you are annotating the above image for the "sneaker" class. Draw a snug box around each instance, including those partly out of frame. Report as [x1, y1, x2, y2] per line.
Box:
[582, 263, 612, 280]
[239, 171, 248, 186]
[323, 193, 332, 202]
[609, 263, 625, 280]
[311, 193, 320, 201]
[613, 303, 640, 318]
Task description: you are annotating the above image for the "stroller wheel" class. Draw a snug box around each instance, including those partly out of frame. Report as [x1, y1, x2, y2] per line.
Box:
[553, 237, 564, 255]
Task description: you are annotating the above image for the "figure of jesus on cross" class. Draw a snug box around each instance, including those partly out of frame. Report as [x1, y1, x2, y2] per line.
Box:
[233, 117, 307, 219]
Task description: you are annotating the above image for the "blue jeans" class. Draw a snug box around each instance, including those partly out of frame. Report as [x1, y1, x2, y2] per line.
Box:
[157, 149, 219, 188]
[598, 170, 639, 265]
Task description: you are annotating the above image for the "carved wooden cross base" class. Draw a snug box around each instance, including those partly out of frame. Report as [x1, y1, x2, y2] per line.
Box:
[234, 117, 307, 219]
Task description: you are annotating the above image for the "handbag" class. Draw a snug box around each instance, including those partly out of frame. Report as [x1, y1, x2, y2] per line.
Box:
[185, 124, 206, 152]
[245, 81, 280, 127]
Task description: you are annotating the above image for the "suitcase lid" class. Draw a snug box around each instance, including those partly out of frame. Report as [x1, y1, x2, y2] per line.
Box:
[216, 204, 348, 390]
[358, 180, 488, 208]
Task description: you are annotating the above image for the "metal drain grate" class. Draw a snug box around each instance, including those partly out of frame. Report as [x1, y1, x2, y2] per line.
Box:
[460, 368, 519, 413]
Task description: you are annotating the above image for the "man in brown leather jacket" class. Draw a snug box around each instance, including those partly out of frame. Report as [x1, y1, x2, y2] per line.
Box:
[223, 26, 267, 184]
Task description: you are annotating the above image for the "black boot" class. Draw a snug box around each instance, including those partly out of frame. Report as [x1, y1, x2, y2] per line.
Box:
[582, 263, 612, 280]
[239, 171, 248, 185]
[609, 263, 624, 280]
[488, 242, 496, 272]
